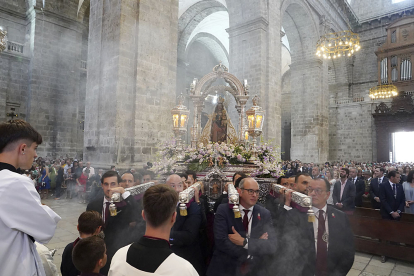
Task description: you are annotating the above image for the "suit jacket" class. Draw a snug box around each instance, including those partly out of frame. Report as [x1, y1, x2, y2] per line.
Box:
[170, 201, 204, 275]
[206, 203, 277, 276]
[86, 195, 140, 275]
[353, 177, 366, 207]
[332, 179, 356, 211]
[369, 177, 388, 209]
[278, 206, 355, 276]
[379, 181, 406, 219]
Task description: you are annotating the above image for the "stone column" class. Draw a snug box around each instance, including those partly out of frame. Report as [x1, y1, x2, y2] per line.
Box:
[226, 1, 281, 146]
[84, 0, 178, 168]
[290, 58, 329, 163]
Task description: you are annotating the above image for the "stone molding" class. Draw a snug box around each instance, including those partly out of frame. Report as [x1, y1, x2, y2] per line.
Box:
[289, 58, 323, 70]
[226, 17, 269, 37]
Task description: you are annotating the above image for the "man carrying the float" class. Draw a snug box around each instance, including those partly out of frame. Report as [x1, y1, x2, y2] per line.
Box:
[207, 177, 276, 276]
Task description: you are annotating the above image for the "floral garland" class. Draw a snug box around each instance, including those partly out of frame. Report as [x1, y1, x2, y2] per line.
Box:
[151, 139, 283, 180]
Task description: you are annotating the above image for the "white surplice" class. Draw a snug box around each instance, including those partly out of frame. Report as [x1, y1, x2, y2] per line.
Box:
[0, 169, 61, 276]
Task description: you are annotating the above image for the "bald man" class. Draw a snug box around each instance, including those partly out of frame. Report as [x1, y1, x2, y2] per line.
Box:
[166, 174, 204, 275]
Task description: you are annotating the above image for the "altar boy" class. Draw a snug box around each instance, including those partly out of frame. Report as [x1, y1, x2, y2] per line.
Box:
[0, 119, 61, 276]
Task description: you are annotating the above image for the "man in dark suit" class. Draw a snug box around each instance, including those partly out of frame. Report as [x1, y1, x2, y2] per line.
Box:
[349, 167, 366, 207]
[86, 170, 140, 275]
[207, 177, 277, 276]
[369, 167, 388, 209]
[379, 170, 405, 220]
[167, 174, 205, 275]
[278, 178, 355, 276]
[333, 168, 356, 213]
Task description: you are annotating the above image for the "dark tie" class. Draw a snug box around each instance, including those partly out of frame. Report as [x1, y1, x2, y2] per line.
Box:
[243, 209, 250, 233]
[392, 184, 396, 198]
[104, 202, 110, 225]
[316, 210, 328, 276]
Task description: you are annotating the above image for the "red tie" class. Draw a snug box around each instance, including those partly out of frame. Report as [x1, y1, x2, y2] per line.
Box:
[243, 209, 250, 233]
[316, 210, 328, 276]
[104, 202, 110, 226]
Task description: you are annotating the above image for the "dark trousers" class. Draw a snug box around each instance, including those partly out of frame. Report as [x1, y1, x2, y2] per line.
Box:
[55, 180, 62, 198]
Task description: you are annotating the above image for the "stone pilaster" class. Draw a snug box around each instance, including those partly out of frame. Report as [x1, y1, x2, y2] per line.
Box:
[84, 0, 178, 168]
[227, 0, 281, 146]
[290, 58, 329, 163]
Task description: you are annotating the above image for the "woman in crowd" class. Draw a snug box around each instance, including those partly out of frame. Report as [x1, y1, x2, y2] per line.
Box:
[403, 170, 414, 214]
[65, 168, 76, 199]
[77, 170, 88, 204]
[40, 161, 51, 199]
[325, 169, 336, 205]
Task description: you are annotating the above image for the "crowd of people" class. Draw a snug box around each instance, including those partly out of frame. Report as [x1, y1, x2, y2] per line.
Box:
[1, 119, 414, 276]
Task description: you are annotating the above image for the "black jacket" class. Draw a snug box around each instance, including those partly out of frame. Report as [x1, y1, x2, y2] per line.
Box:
[333, 179, 356, 211]
[369, 177, 388, 209]
[353, 177, 366, 207]
[278, 205, 355, 276]
[379, 181, 406, 219]
[60, 239, 80, 276]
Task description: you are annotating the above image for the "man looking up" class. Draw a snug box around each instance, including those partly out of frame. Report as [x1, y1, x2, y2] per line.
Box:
[166, 174, 204, 275]
[109, 184, 198, 275]
[142, 170, 154, 184]
[87, 170, 140, 275]
[207, 178, 276, 276]
[0, 119, 61, 276]
[279, 178, 354, 276]
[333, 168, 356, 213]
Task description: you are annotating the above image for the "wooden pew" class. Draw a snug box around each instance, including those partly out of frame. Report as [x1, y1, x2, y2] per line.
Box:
[348, 207, 414, 262]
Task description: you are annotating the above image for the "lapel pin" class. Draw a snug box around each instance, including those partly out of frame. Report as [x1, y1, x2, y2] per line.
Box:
[258, 213, 261, 221]
[332, 213, 335, 218]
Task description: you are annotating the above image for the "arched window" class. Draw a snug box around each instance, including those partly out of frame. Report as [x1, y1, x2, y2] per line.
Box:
[380, 58, 388, 84]
[400, 58, 412, 81]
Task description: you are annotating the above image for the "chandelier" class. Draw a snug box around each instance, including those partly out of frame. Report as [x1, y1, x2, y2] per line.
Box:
[315, 30, 360, 59]
[0, 27, 7, 52]
[369, 84, 398, 99]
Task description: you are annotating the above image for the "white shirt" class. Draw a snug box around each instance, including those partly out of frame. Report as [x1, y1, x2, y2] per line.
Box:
[35, 242, 59, 276]
[83, 166, 95, 178]
[312, 205, 329, 254]
[109, 244, 199, 276]
[239, 205, 254, 250]
[0, 169, 61, 276]
[388, 180, 397, 198]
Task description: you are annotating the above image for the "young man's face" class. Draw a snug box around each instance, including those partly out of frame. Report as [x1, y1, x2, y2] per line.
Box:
[295, 175, 311, 195]
[121, 173, 135, 188]
[142, 174, 152, 183]
[187, 175, 195, 185]
[21, 142, 38, 170]
[102, 176, 119, 199]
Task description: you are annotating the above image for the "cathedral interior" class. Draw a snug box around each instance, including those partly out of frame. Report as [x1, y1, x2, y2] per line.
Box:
[1, 0, 414, 168]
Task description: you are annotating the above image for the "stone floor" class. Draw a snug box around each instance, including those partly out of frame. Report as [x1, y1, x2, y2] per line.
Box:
[42, 197, 414, 276]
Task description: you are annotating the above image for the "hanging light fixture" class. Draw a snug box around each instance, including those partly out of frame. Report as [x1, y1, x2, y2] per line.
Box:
[0, 27, 7, 52]
[315, 30, 361, 59]
[369, 84, 398, 100]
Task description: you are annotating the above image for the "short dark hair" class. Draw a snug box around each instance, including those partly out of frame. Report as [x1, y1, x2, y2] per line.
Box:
[314, 177, 330, 191]
[142, 170, 154, 179]
[101, 170, 122, 184]
[340, 168, 350, 177]
[377, 167, 385, 174]
[276, 176, 286, 184]
[185, 170, 197, 181]
[407, 170, 414, 183]
[295, 173, 311, 183]
[143, 185, 178, 227]
[78, 211, 103, 235]
[388, 170, 400, 178]
[72, 236, 106, 273]
[178, 173, 188, 180]
[232, 172, 247, 183]
[235, 175, 248, 188]
[0, 119, 42, 153]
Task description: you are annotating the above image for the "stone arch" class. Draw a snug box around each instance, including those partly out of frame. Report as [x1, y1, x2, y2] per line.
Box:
[226, 0, 268, 27]
[77, 0, 90, 22]
[178, 0, 227, 62]
[281, 0, 319, 62]
[185, 32, 229, 67]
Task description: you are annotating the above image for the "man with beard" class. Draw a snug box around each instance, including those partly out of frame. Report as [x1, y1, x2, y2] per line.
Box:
[333, 168, 356, 214]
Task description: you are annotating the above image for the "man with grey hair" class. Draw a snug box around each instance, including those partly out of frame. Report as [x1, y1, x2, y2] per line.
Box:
[166, 174, 204, 275]
[82, 162, 95, 178]
[207, 177, 276, 276]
